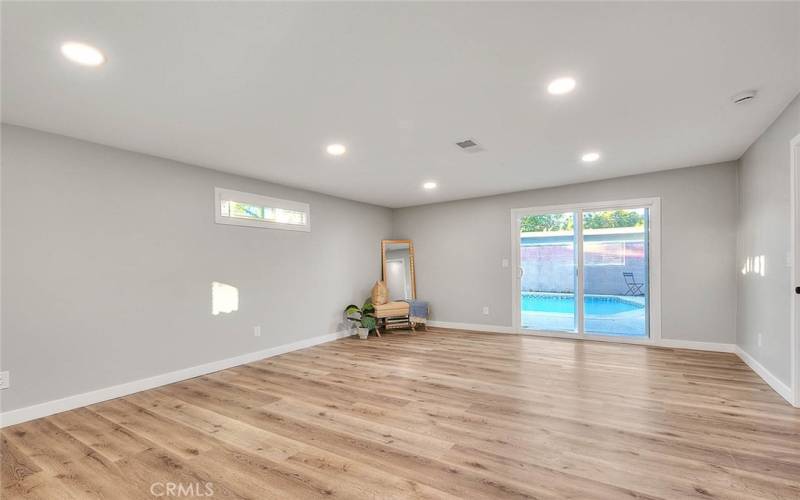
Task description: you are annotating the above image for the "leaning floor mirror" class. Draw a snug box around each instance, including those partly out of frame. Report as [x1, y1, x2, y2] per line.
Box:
[381, 239, 416, 301]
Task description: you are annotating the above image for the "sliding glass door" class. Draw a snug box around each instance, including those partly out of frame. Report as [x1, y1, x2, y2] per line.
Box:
[581, 208, 649, 337]
[519, 211, 577, 332]
[514, 200, 657, 341]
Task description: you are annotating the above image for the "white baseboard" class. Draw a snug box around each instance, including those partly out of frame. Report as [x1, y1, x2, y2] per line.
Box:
[427, 320, 516, 334]
[0, 329, 352, 428]
[735, 346, 795, 406]
[428, 320, 735, 353]
[657, 338, 736, 353]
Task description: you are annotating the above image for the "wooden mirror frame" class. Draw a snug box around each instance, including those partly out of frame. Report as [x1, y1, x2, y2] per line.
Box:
[381, 239, 416, 300]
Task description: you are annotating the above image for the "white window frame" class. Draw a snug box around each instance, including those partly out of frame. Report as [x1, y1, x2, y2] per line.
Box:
[214, 187, 311, 232]
[511, 197, 661, 346]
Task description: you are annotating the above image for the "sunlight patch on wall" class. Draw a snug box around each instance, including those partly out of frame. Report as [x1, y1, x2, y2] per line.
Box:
[741, 255, 766, 277]
[212, 281, 239, 315]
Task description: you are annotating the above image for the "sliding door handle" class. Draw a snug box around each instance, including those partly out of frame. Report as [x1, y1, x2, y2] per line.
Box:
[518, 267, 524, 279]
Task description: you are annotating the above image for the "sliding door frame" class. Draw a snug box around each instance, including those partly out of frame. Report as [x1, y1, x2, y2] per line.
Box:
[511, 197, 662, 346]
[790, 133, 800, 407]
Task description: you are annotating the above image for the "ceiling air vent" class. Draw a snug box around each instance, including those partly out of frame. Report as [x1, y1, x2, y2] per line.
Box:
[455, 138, 484, 153]
[732, 90, 757, 104]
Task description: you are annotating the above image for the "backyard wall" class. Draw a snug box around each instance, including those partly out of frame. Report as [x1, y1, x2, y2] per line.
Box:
[393, 161, 739, 344]
[521, 241, 646, 295]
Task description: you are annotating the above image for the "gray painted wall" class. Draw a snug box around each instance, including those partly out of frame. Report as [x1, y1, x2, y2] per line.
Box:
[5, 105, 796, 413]
[392, 162, 739, 344]
[0, 125, 392, 412]
[737, 93, 800, 386]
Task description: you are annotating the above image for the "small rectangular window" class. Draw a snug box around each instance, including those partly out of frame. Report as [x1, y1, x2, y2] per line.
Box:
[215, 188, 310, 232]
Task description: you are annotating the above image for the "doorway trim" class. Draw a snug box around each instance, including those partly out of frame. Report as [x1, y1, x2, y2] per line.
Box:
[790, 133, 800, 407]
[510, 197, 662, 346]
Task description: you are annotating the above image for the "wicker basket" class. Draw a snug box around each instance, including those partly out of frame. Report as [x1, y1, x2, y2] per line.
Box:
[371, 281, 389, 305]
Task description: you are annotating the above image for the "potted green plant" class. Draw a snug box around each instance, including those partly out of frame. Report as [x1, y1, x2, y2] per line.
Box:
[344, 301, 377, 339]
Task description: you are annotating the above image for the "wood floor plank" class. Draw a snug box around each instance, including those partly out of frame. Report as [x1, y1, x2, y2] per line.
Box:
[262, 396, 456, 458]
[47, 407, 151, 462]
[2, 420, 146, 499]
[127, 389, 306, 463]
[113, 447, 243, 500]
[1, 433, 43, 497]
[88, 399, 219, 460]
[2, 328, 799, 499]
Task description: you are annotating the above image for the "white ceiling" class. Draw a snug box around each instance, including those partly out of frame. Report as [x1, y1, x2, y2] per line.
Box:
[3, 2, 799, 208]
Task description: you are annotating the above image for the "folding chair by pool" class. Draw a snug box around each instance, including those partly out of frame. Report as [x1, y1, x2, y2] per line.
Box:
[623, 272, 644, 296]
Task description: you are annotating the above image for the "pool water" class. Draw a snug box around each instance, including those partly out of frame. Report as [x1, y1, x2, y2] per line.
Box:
[522, 294, 643, 315]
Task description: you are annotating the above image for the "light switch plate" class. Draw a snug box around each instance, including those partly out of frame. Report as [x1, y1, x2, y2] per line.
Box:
[0, 371, 9, 390]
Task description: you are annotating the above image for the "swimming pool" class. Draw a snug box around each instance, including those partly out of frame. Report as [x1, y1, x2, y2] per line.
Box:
[521, 293, 646, 336]
[522, 293, 643, 315]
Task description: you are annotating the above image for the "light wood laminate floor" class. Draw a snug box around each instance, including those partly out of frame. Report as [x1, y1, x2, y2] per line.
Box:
[3, 328, 800, 499]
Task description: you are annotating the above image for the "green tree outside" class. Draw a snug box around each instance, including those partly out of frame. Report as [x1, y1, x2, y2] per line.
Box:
[520, 213, 572, 232]
[521, 210, 644, 232]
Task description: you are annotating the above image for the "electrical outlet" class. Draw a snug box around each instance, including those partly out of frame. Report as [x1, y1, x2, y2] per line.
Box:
[757, 333, 763, 348]
[501, 258, 509, 268]
[0, 371, 9, 390]
[254, 325, 261, 337]
[482, 306, 490, 315]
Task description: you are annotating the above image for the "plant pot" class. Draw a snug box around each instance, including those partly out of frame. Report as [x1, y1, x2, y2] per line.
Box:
[356, 327, 369, 339]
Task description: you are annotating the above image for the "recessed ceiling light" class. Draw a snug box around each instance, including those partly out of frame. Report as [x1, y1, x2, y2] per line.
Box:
[61, 42, 105, 66]
[326, 144, 346, 156]
[423, 181, 437, 190]
[547, 77, 576, 95]
[581, 152, 601, 163]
